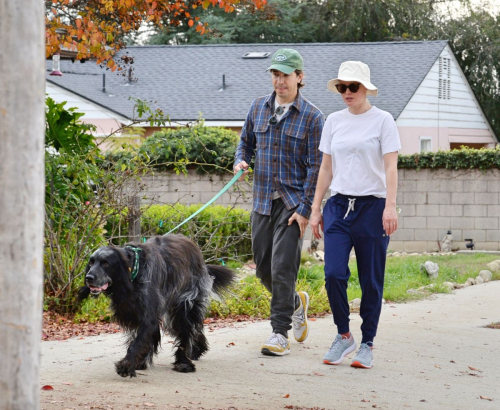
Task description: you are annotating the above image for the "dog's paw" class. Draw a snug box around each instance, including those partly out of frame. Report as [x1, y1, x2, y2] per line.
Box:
[136, 362, 148, 370]
[115, 358, 137, 378]
[173, 361, 196, 373]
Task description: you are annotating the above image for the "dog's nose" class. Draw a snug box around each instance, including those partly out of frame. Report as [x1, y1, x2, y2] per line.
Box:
[86, 273, 95, 282]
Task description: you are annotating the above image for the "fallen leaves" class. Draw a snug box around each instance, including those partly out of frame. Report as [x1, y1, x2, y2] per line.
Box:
[282, 394, 290, 398]
[468, 366, 482, 372]
[42, 311, 122, 341]
[480, 396, 494, 401]
[41, 385, 54, 391]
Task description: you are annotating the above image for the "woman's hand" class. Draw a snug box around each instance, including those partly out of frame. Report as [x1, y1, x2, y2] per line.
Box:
[382, 205, 398, 236]
[310, 208, 324, 240]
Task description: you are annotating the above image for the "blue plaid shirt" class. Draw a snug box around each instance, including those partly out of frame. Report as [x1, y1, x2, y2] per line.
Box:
[235, 91, 324, 218]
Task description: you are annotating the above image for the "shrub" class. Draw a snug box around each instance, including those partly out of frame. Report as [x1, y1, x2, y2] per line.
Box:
[141, 204, 252, 263]
[398, 146, 500, 171]
[136, 124, 240, 174]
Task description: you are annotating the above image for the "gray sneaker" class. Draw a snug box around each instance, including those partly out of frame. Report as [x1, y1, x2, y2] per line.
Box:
[323, 334, 357, 365]
[351, 343, 374, 369]
[292, 291, 310, 342]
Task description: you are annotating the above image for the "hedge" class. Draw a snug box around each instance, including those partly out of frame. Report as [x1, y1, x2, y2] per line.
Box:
[140, 204, 252, 262]
[109, 126, 499, 173]
[398, 146, 500, 171]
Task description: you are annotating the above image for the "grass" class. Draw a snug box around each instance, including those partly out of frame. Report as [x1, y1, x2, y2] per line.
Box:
[208, 252, 500, 318]
[73, 253, 500, 322]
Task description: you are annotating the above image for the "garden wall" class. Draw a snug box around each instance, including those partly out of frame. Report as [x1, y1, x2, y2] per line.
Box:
[140, 168, 500, 252]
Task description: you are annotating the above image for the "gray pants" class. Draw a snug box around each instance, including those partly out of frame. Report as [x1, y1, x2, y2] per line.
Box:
[251, 199, 303, 337]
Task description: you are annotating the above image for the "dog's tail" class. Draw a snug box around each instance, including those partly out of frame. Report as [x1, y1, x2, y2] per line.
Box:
[207, 264, 237, 296]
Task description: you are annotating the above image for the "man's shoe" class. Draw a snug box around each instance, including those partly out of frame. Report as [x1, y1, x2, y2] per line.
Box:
[292, 291, 310, 342]
[350, 343, 374, 369]
[323, 334, 357, 365]
[261, 333, 290, 356]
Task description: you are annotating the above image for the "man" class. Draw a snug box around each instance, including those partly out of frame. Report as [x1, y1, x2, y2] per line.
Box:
[234, 48, 324, 356]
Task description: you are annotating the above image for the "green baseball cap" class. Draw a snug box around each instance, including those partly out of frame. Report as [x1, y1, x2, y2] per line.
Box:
[266, 49, 303, 74]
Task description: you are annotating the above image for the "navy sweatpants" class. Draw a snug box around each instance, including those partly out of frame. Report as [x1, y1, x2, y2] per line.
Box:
[323, 194, 390, 344]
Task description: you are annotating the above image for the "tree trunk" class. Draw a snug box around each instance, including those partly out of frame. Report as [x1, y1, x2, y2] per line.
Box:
[0, 1, 45, 409]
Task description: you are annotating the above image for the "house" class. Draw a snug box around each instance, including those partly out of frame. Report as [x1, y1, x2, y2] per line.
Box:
[46, 41, 498, 153]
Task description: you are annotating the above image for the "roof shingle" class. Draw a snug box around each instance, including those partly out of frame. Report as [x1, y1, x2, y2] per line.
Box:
[46, 41, 448, 121]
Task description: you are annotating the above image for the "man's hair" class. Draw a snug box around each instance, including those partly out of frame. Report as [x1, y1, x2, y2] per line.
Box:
[296, 70, 305, 89]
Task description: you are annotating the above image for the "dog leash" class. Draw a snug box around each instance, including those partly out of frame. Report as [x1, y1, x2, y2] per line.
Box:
[164, 169, 245, 235]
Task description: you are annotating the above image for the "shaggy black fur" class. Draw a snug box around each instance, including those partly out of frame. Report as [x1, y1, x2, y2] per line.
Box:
[79, 234, 236, 378]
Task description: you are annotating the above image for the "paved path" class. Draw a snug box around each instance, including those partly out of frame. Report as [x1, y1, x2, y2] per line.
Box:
[40, 281, 500, 410]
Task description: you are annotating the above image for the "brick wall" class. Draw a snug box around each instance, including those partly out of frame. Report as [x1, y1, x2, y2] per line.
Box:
[141, 168, 500, 252]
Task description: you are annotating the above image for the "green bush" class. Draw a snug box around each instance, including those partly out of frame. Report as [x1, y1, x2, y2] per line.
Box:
[141, 203, 252, 263]
[398, 146, 500, 171]
[137, 124, 240, 174]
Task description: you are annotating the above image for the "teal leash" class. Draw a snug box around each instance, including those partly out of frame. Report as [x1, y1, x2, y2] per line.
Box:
[164, 169, 244, 236]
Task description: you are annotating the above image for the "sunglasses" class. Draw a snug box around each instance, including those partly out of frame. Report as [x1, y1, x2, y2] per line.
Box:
[269, 105, 285, 126]
[335, 83, 361, 94]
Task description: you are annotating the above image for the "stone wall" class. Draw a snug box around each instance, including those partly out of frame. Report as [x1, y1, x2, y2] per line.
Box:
[140, 168, 500, 252]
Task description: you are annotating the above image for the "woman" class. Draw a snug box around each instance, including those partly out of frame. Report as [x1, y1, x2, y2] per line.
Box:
[310, 61, 401, 369]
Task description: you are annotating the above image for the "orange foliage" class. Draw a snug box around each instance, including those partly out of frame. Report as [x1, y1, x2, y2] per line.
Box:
[46, 0, 267, 71]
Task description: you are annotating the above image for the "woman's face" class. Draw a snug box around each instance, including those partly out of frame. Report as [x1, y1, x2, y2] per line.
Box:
[338, 81, 368, 108]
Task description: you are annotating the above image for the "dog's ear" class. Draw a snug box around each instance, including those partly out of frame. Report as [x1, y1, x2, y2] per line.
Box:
[78, 285, 91, 301]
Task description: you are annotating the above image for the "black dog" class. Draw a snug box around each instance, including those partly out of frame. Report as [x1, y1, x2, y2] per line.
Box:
[79, 234, 235, 377]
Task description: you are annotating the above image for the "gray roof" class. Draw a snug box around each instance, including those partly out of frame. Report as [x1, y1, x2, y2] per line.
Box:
[46, 41, 448, 121]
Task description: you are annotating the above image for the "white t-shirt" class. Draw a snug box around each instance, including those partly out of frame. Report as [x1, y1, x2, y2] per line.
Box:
[274, 100, 292, 122]
[319, 106, 401, 198]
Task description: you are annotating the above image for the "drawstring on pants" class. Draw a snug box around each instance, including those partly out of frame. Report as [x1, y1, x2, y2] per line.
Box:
[343, 198, 356, 219]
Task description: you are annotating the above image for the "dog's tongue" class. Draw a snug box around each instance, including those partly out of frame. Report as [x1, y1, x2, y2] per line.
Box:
[90, 283, 109, 292]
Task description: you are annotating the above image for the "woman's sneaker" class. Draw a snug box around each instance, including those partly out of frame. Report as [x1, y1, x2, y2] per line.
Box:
[292, 291, 310, 342]
[351, 343, 374, 369]
[261, 333, 290, 356]
[323, 334, 357, 365]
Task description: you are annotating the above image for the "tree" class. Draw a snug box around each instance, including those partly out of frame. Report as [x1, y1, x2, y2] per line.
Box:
[0, 1, 46, 409]
[148, 0, 317, 44]
[46, 0, 268, 70]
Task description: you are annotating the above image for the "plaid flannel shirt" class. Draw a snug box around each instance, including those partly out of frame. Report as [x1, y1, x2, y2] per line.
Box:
[234, 91, 324, 218]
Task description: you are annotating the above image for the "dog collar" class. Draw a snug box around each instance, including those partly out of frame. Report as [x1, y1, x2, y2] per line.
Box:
[125, 246, 142, 281]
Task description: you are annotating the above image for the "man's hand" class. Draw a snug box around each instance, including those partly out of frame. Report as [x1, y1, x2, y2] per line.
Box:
[310, 208, 323, 240]
[288, 212, 308, 238]
[234, 161, 249, 181]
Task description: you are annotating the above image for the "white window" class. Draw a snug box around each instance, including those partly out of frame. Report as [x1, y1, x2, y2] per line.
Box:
[420, 136, 432, 153]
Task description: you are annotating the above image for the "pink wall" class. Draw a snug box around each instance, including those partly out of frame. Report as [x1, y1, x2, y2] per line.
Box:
[398, 127, 497, 154]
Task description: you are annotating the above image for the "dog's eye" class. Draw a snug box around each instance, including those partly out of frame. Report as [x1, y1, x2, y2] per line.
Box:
[101, 261, 109, 267]
[89, 260, 94, 266]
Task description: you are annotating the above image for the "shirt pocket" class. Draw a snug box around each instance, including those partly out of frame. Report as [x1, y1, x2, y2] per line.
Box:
[254, 121, 269, 150]
[283, 124, 307, 156]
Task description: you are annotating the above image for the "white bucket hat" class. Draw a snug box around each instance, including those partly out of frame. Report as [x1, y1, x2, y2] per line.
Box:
[327, 61, 378, 97]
